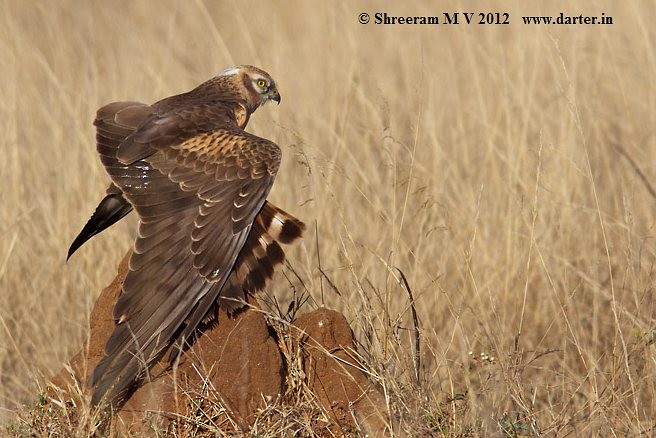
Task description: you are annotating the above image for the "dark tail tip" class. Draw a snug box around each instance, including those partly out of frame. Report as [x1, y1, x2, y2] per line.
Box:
[67, 194, 133, 261]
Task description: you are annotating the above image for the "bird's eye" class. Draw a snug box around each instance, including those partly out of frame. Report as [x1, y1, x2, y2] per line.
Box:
[257, 79, 267, 88]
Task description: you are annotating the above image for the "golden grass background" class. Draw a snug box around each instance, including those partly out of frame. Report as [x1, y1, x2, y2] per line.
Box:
[1, 0, 655, 434]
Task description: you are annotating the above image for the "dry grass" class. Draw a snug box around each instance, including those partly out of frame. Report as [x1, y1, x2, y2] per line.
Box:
[1, 0, 655, 435]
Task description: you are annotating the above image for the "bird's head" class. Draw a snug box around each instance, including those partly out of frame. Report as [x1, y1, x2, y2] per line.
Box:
[217, 65, 280, 111]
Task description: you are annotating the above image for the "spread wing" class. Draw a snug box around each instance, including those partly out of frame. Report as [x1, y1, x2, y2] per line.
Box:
[90, 103, 280, 405]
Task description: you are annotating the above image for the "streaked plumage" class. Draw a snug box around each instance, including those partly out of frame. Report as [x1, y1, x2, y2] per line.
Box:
[68, 66, 305, 407]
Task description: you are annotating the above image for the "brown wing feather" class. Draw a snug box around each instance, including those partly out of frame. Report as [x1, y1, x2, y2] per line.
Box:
[116, 104, 238, 165]
[67, 102, 152, 260]
[148, 131, 280, 353]
[90, 106, 281, 405]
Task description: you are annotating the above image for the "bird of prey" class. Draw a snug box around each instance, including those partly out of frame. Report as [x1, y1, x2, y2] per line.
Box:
[68, 65, 305, 407]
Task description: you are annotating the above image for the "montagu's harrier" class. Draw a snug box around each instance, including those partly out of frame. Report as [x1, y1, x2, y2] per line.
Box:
[68, 65, 305, 407]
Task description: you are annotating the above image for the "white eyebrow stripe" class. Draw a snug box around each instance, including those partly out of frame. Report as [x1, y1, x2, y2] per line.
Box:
[218, 66, 241, 77]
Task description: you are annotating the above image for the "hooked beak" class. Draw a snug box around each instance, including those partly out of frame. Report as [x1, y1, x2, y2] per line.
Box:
[268, 88, 281, 105]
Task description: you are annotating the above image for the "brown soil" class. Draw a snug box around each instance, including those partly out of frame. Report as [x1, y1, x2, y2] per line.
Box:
[49, 253, 390, 435]
[291, 309, 391, 435]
